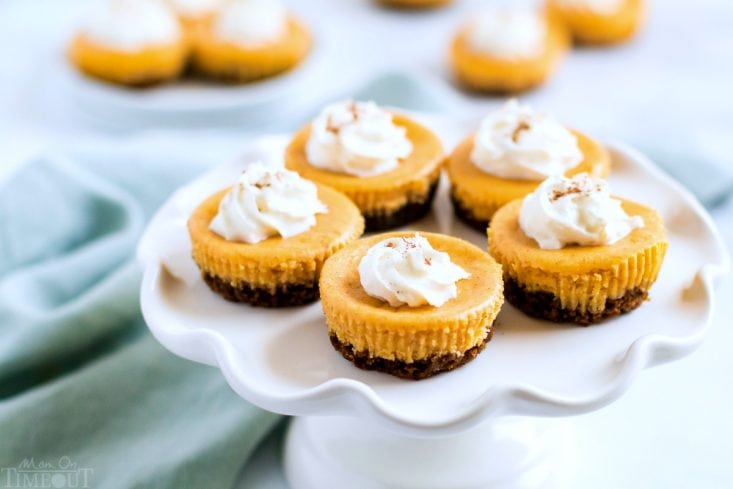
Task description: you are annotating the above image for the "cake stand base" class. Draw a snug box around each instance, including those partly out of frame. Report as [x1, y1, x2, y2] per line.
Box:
[284, 415, 577, 489]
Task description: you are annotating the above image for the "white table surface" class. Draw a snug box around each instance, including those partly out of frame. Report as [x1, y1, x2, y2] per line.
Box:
[1, 1, 731, 488]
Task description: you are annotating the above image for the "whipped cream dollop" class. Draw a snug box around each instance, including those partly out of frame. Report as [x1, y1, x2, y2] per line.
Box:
[213, 0, 287, 47]
[305, 100, 413, 177]
[555, 0, 624, 15]
[81, 0, 182, 51]
[166, 0, 221, 16]
[358, 234, 470, 308]
[466, 8, 547, 59]
[209, 163, 327, 244]
[519, 173, 644, 250]
[471, 100, 583, 181]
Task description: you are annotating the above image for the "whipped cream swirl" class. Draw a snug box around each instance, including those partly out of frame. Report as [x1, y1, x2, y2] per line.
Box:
[467, 8, 547, 59]
[555, 0, 624, 15]
[305, 100, 413, 177]
[213, 0, 287, 47]
[209, 162, 327, 244]
[81, 0, 182, 51]
[166, 0, 221, 17]
[471, 100, 583, 181]
[519, 173, 644, 250]
[358, 234, 470, 308]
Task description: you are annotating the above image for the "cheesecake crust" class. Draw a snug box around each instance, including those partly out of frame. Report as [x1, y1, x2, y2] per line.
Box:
[203, 273, 318, 307]
[504, 277, 647, 326]
[364, 179, 438, 231]
[329, 328, 493, 380]
[450, 192, 489, 232]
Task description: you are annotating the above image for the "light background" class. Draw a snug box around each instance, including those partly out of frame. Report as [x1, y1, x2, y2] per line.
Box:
[1, 0, 732, 487]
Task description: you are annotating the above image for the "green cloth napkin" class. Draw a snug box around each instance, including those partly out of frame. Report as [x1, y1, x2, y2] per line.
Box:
[0, 150, 281, 488]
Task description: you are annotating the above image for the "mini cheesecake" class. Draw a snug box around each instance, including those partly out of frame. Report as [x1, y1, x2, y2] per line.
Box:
[320, 232, 504, 379]
[450, 8, 569, 93]
[447, 101, 610, 232]
[191, 0, 311, 82]
[69, 0, 187, 87]
[546, 0, 644, 46]
[489, 174, 667, 325]
[188, 165, 364, 307]
[285, 102, 444, 232]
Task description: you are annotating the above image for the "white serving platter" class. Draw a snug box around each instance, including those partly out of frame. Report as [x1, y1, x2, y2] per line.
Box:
[63, 42, 326, 129]
[138, 126, 728, 437]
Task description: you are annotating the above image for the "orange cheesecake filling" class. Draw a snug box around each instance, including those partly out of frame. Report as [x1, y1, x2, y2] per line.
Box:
[69, 34, 187, 86]
[489, 199, 667, 314]
[188, 184, 364, 290]
[191, 17, 311, 82]
[450, 13, 569, 93]
[285, 115, 444, 215]
[545, 0, 644, 45]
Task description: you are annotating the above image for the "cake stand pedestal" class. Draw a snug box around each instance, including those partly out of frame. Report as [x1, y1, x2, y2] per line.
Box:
[284, 415, 576, 489]
[138, 136, 728, 489]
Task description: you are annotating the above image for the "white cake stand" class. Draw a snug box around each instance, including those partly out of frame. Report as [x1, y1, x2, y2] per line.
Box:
[138, 128, 728, 489]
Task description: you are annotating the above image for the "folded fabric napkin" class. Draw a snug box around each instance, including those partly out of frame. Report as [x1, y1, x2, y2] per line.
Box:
[0, 147, 282, 488]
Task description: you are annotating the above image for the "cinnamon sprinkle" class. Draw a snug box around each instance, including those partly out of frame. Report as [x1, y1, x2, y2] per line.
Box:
[550, 185, 582, 201]
[511, 120, 531, 142]
[326, 116, 340, 134]
[401, 237, 417, 249]
[326, 102, 361, 134]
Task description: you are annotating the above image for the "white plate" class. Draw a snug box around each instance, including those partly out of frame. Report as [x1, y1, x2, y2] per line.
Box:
[138, 129, 728, 436]
[64, 42, 326, 128]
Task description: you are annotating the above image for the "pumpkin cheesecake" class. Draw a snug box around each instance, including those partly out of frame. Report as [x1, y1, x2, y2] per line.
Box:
[546, 0, 644, 45]
[450, 6, 569, 93]
[69, 0, 187, 87]
[285, 100, 444, 232]
[191, 0, 311, 82]
[188, 163, 364, 307]
[320, 232, 504, 379]
[489, 173, 667, 325]
[447, 100, 610, 231]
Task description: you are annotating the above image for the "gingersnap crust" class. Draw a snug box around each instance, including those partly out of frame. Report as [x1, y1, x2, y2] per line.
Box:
[450, 192, 489, 233]
[202, 273, 318, 307]
[364, 179, 439, 232]
[329, 327, 493, 380]
[504, 277, 648, 326]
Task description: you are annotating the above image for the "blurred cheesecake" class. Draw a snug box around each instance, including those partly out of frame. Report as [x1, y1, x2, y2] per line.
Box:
[69, 0, 187, 87]
[191, 0, 311, 82]
[450, 6, 569, 93]
[546, 0, 645, 45]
